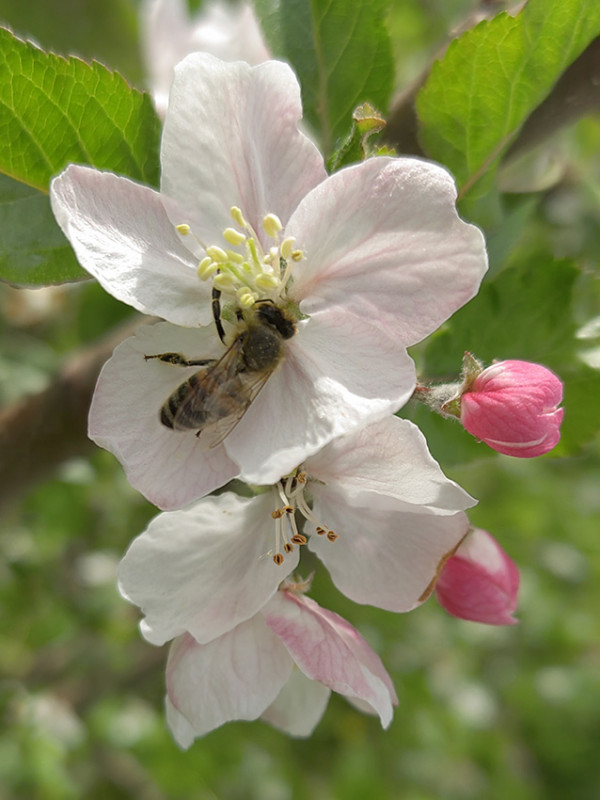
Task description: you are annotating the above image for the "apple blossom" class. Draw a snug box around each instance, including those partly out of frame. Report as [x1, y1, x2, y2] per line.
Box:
[50, 54, 487, 509]
[140, 0, 269, 117]
[460, 359, 564, 457]
[117, 416, 475, 647]
[163, 581, 398, 744]
[435, 528, 519, 625]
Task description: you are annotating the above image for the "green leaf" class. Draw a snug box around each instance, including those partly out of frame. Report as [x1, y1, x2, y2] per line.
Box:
[555, 364, 600, 455]
[416, 0, 600, 201]
[0, 0, 143, 84]
[253, 0, 394, 156]
[0, 26, 160, 192]
[0, 174, 86, 285]
[423, 256, 580, 375]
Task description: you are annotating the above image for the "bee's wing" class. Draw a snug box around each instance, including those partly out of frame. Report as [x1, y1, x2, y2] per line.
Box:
[169, 338, 245, 432]
[197, 366, 274, 449]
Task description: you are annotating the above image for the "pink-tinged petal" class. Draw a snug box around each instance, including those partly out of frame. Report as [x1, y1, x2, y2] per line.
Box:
[88, 322, 239, 509]
[165, 696, 196, 749]
[118, 492, 298, 645]
[142, 0, 270, 119]
[141, 0, 191, 118]
[435, 528, 520, 625]
[166, 622, 293, 740]
[50, 166, 210, 326]
[309, 495, 470, 612]
[226, 308, 417, 485]
[187, 1, 270, 66]
[263, 592, 397, 728]
[306, 416, 475, 513]
[161, 54, 326, 245]
[286, 157, 487, 345]
[261, 668, 331, 737]
[461, 360, 564, 457]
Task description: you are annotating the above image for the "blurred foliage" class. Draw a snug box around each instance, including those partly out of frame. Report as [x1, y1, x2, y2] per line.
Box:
[0, 0, 599, 798]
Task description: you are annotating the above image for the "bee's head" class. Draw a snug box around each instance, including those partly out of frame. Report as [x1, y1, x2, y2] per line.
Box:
[254, 301, 296, 340]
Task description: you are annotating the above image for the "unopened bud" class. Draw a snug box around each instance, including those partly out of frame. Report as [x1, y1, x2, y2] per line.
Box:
[435, 528, 519, 625]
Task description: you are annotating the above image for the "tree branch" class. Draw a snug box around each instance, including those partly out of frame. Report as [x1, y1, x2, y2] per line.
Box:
[505, 37, 600, 161]
[0, 316, 144, 514]
[384, 29, 600, 164]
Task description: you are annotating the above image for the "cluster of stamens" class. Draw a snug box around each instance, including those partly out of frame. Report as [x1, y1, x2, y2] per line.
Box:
[177, 206, 304, 310]
[270, 471, 337, 565]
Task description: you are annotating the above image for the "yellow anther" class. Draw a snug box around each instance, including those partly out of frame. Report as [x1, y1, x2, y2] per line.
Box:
[263, 213, 283, 239]
[213, 272, 235, 290]
[226, 250, 245, 264]
[256, 273, 281, 289]
[223, 227, 246, 246]
[206, 245, 229, 262]
[230, 206, 247, 228]
[291, 249, 304, 261]
[238, 288, 258, 308]
[280, 237, 296, 260]
[176, 223, 191, 235]
[197, 257, 218, 280]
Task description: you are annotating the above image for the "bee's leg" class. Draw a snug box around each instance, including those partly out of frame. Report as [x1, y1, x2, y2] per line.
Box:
[144, 353, 216, 367]
[212, 286, 227, 344]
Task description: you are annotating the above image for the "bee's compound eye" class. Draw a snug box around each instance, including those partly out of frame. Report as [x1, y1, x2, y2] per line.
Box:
[256, 304, 296, 339]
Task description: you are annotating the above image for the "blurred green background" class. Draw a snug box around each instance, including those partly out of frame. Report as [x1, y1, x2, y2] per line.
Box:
[1, 1, 599, 798]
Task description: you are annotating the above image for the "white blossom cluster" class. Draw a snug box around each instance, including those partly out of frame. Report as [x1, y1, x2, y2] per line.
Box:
[49, 1, 496, 742]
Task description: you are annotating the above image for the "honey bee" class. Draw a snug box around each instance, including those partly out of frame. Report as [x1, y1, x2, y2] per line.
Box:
[145, 298, 296, 448]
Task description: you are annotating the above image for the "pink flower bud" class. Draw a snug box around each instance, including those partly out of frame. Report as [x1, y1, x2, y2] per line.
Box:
[435, 528, 519, 626]
[460, 360, 564, 457]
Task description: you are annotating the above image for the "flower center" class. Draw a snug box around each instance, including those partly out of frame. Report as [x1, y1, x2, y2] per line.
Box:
[269, 471, 337, 566]
[177, 206, 304, 313]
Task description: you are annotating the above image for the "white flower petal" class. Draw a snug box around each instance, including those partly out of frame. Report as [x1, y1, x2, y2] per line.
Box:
[141, 0, 191, 118]
[263, 592, 397, 728]
[161, 54, 326, 244]
[88, 322, 239, 509]
[261, 667, 331, 738]
[226, 309, 416, 485]
[306, 416, 476, 513]
[165, 695, 196, 749]
[50, 166, 209, 326]
[166, 623, 293, 739]
[287, 157, 487, 345]
[309, 497, 470, 612]
[142, 0, 270, 118]
[119, 492, 298, 645]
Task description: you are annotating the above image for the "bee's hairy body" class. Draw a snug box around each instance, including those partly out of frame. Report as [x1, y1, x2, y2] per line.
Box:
[147, 300, 296, 446]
